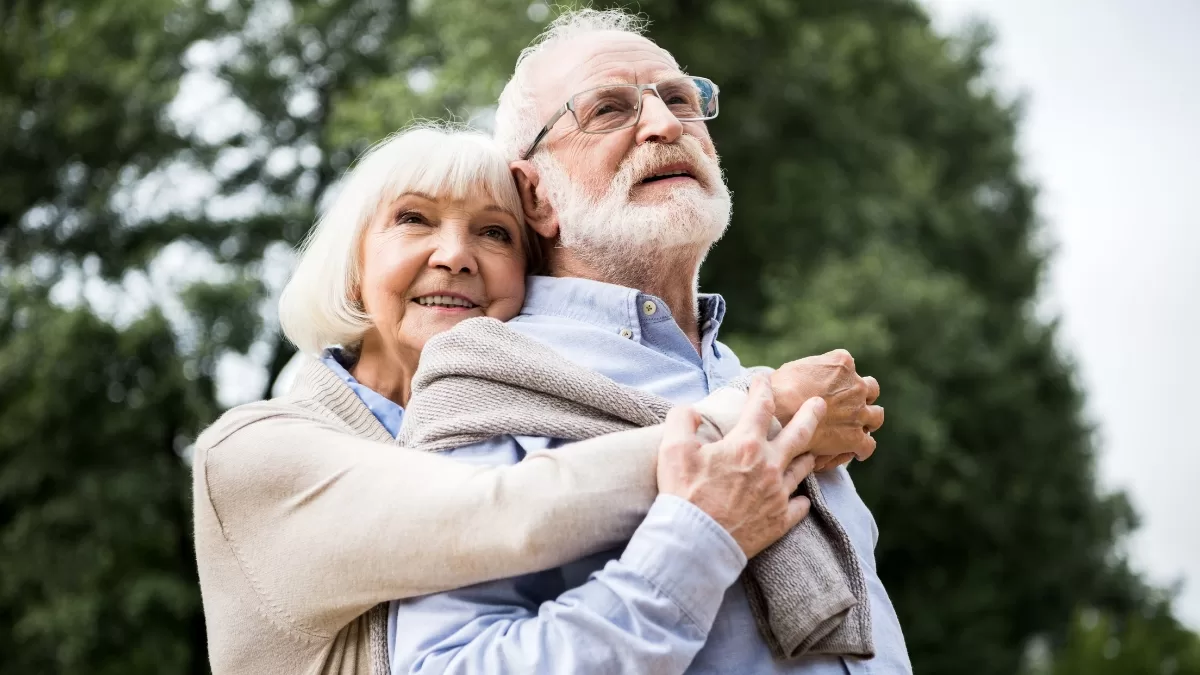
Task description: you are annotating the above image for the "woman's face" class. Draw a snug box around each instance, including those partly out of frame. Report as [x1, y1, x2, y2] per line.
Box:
[357, 190, 527, 360]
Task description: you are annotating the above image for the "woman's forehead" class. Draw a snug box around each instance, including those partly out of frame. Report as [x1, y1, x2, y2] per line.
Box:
[386, 188, 518, 218]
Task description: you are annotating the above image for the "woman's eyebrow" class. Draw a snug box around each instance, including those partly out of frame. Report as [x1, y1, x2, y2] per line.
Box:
[396, 190, 437, 201]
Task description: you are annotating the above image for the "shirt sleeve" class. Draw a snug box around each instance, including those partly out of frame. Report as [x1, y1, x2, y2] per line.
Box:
[389, 440, 747, 675]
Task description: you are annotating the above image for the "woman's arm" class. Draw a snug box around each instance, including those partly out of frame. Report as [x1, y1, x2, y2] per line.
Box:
[195, 389, 751, 639]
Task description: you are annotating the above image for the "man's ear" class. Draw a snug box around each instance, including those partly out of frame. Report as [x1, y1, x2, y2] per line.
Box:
[511, 159, 558, 240]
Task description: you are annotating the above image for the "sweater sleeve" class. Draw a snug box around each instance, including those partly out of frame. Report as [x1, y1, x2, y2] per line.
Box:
[196, 389, 751, 640]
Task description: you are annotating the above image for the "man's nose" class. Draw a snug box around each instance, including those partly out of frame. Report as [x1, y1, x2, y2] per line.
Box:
[634, 91, 683, 146]
[427, 229, 478, 275]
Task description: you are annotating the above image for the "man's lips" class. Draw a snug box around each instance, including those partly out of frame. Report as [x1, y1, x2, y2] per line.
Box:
[638, 162, 698, 185]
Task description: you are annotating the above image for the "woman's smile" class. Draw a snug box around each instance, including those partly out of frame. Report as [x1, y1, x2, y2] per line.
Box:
[411, 292, 482, 312]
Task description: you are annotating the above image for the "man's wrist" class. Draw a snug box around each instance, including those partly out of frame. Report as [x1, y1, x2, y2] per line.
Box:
[620, 494, 747, 630]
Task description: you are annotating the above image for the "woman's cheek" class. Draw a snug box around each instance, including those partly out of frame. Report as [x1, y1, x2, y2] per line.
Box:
[481, 263, 525, 320]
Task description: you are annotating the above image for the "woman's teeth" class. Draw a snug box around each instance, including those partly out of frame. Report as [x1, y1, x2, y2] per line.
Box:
[415, 295, 477, 308]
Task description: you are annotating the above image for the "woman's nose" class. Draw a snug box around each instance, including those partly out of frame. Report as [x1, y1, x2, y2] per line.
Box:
[427, 230, 478, 275]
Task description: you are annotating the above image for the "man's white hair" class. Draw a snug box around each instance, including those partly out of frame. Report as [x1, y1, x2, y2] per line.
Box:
[278, 124, 523, 355]
[494, 8, 666, 160]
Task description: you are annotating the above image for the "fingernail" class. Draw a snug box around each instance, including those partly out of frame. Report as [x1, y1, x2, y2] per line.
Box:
[813, 397, 827, 415]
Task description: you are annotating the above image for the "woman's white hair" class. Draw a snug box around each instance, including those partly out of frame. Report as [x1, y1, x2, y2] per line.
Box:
[278, 124, 524, 356]
[493, 8, 660, 160]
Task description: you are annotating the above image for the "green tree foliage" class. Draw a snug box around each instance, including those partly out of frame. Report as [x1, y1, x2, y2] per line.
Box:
[1028, 601, 1200, 675]
[1, 0, 1194, 673]
[0, 284, 213, 674]
[0, 0, 211, 272]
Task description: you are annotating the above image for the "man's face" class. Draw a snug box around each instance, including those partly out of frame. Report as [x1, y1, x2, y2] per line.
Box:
[527, 32, 732, 258]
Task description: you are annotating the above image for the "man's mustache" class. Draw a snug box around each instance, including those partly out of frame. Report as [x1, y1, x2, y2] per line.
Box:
[617, 136, 722, 192]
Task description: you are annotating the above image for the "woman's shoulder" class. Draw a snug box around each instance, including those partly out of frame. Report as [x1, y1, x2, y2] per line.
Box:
[196, 393, 331, 454]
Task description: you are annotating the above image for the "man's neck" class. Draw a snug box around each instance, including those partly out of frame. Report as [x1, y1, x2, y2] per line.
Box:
[546, 245, 706, 352]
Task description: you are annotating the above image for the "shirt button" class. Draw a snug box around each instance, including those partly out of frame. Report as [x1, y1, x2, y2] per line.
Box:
[642, 300, 657, 316]
[619, 328, 633, 339]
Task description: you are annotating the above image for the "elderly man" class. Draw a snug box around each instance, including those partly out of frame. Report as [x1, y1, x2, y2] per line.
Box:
[389, 9, 911, 675]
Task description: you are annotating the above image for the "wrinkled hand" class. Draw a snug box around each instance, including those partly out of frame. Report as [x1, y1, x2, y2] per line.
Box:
[769, 349, 883, 467]
[657, 376, 827, 558]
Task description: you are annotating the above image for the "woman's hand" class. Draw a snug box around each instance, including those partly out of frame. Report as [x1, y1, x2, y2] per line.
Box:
[769, 349, 883, 463]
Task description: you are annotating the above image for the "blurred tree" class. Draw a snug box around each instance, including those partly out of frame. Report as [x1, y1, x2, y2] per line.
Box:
[1, 1, 216, 672]
[0, 282, 214, 674]
[1026, 599, 1200, 675]
[0, 0, 211, 273]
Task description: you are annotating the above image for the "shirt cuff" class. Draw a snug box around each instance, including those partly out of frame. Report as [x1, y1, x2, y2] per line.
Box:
[618, 494, 747, 631]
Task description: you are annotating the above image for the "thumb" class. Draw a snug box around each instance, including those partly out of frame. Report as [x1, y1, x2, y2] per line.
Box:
[785, 495, 812, 530]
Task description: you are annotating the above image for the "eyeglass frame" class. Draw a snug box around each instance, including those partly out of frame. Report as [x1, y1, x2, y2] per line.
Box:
[519, 76, 720, 160]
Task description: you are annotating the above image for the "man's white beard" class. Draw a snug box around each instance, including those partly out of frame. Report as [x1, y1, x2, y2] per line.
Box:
[533, 137, 732, 269]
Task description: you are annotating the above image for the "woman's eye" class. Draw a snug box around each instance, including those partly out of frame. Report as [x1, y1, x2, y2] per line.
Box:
[396, 211, 428, 225]
[483, 226, 512, 242]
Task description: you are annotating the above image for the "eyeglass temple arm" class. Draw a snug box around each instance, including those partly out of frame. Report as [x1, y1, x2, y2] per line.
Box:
[520, 104, 571, 160]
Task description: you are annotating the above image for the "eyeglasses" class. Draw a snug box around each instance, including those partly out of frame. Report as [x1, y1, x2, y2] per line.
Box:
[520, 76, 720, 160]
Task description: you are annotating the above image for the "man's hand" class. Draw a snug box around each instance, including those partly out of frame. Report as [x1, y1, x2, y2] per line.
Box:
[657, 376, 826, 558]
[769, 349, 883, 465]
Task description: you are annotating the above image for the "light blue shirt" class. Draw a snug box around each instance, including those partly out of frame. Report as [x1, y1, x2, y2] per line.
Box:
[366, 276, 909, 674]
[321, 348, 405, 436]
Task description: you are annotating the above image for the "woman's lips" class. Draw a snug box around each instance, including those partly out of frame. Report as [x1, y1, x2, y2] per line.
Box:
[411, 293, 480, 312]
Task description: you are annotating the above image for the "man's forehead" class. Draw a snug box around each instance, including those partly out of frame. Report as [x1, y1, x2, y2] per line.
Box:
[532, 32, 682, 107]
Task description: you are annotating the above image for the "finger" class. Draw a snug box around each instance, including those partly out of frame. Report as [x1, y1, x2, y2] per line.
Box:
[817, 453, 856, 472]
[783, 453, 816, 496]
[862, 376, 880, 404]
[784, 495, 812, 530]
[730, 375, 776, 439]
[860, 404, 884, 432]
[661, 406, 701, 454]
[825, 349, 854, 369]
[855, 432, 878, 461]
[774, 396, 826, 463]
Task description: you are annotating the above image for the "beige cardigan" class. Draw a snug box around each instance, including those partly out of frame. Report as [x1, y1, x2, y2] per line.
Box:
[193, 357, 748, 675]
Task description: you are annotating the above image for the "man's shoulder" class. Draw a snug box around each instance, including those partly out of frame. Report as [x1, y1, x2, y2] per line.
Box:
[507, 312, 599, 337]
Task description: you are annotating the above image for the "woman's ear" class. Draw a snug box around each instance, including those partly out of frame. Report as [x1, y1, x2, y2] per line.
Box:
[511, 160, 558, 240]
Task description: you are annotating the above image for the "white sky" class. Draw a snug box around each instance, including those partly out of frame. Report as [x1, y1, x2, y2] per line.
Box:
[922, 0, 1200, 625]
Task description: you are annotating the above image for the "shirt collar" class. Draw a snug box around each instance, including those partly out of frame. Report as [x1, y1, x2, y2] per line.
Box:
[521, 275, 727, 342]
